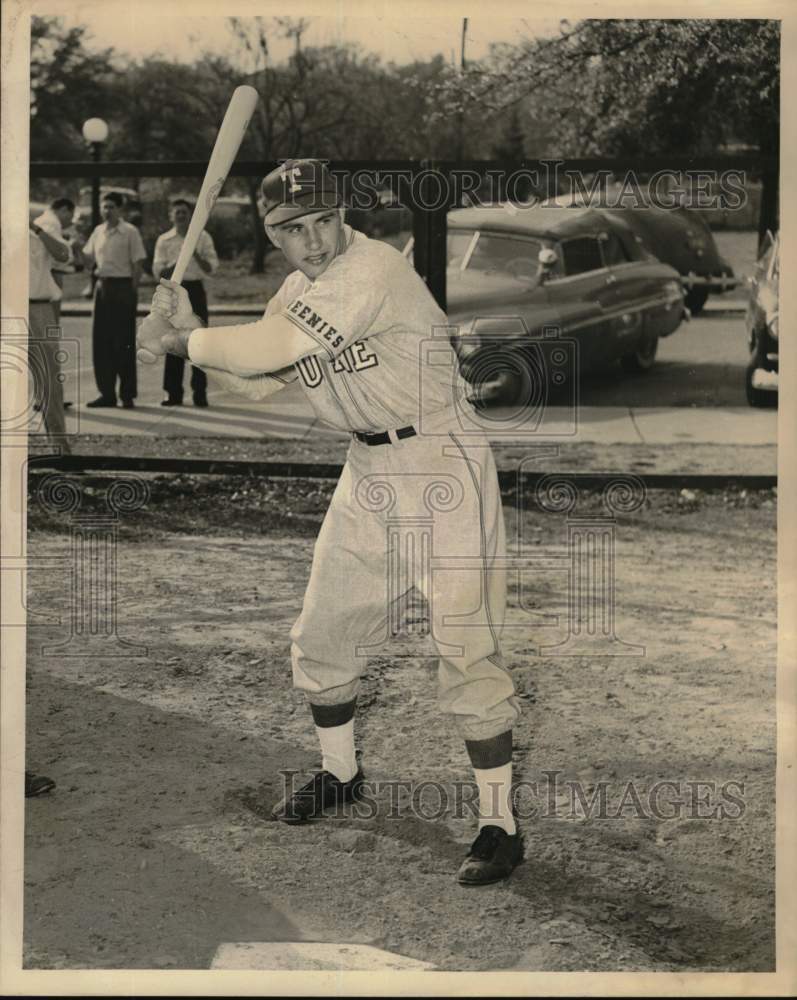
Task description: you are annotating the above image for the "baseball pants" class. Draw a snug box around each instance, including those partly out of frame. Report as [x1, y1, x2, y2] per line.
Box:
[92, 277, 137, 403]
[290, 427, 521, 741]
[162, 280, 208, 401]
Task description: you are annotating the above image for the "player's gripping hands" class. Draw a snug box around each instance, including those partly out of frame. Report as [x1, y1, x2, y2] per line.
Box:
[136, 279, 202, 364]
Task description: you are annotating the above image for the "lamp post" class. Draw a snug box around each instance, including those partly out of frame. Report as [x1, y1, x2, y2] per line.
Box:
[81, 117, 109, 232]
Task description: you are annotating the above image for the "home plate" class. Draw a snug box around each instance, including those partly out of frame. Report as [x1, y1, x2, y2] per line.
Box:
[211, 942, 435, 971]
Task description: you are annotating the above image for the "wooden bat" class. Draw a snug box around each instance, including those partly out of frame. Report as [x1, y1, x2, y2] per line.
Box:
[170, 85, 258, 285]
[138, 85, 259, 361]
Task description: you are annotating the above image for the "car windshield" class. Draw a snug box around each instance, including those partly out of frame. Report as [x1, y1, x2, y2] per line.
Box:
[448, 230, 543, 281]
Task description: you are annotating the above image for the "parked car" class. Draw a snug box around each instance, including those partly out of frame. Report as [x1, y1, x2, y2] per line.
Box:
[432, 205, 686, 405]
[543, 195, 737, 314]
[745, 231, 779, 407]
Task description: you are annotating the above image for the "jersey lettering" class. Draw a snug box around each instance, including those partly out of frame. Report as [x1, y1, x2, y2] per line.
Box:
[349, 341, 378, 370]
[298, 341, 380, 388]
[289, 298, 344, 350]
[296, 355, 323, 388]
[332, 352, 353, 374]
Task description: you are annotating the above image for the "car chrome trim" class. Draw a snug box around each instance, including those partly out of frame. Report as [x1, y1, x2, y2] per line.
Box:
[751, 369, 779, 390]
[460, 230, 481, 271]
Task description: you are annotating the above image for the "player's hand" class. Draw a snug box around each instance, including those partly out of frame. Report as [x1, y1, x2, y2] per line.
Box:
[152, 278, 199, 329]
[137, 311, 191, 364]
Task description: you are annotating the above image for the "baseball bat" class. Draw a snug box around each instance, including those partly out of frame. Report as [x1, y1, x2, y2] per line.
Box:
[170, 85, 259, 284]
[138, 85, 259, 361]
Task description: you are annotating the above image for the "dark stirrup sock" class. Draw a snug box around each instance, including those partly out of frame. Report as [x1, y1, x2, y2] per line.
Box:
[464, 730, 513, 769]
[309, 697, 357, 729]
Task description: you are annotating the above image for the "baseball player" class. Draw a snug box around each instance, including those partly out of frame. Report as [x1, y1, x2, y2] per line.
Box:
[137, 160, 523, 885]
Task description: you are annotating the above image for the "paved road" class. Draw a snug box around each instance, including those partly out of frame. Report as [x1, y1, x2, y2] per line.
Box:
[578, 309, 752, 408]
[54, 307, 751, 407]
[29, 307, 775, 446]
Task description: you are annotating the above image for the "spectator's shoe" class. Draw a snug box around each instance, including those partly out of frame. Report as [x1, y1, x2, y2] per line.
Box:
[271, 768, 365, 824]
[456, 825, 524, 886]
[64, 401, 73, 409]
[87, 397, 117, 408]
[25, 771, 56, 798]
[161, 397, 182, 407]
[193, 393, 208, 408]
[121, 399, 135, 410]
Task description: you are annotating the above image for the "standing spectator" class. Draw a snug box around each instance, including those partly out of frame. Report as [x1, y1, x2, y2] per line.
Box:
[152, 198, 218, 407]
[33, 197, 76, 324]
[76, 192, 146, 409]
[29, 220, 71, 453]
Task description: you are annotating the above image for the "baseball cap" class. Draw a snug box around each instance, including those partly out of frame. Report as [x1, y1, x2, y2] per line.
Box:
[261, 159, 341, 225]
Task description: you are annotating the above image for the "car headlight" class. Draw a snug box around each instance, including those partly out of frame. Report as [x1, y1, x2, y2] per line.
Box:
[767, 312, 779, 340]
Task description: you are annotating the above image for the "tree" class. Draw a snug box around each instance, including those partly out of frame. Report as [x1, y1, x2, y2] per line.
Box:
[436, 19, 780, 159]
[104, 56, 240, 162]
[30, 16, 120, 161]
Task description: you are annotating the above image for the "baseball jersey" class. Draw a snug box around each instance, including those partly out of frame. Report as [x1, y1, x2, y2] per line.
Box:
[192, 225, 465, 432]
[153, 227, 218, 281]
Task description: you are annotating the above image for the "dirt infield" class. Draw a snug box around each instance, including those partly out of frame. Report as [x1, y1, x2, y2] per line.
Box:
[24, 476, 776, 971]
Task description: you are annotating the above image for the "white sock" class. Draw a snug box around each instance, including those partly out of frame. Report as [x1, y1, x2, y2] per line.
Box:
[316, 720, 357, 782]
[474, 762, 516, 835]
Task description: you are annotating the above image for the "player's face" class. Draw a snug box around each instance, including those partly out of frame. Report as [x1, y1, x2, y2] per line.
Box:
[269, 210, 343, 279]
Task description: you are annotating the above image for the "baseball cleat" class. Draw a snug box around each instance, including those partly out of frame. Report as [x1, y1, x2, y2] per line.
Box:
[456, 825, 524, 886]
[271, 768, 364, 824]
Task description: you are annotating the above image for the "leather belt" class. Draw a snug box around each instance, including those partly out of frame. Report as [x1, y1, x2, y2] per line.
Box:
[354, 425, 417, 446]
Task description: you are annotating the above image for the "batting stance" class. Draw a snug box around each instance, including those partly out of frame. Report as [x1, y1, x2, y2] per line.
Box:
[138, 160, 523, 885]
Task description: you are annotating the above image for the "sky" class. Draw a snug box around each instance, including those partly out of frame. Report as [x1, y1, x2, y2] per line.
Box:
[55, 11, 562, 66]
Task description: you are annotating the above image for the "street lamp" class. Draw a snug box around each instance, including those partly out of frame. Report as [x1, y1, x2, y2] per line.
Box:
[82, 117, 109, 232]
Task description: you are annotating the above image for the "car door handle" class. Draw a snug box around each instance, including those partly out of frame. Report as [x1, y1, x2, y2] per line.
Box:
[605, 274, 617, 285]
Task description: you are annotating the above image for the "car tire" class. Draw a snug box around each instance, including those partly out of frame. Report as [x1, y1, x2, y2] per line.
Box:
[685, 286, 709, 315]
[620, 335, 659, 373]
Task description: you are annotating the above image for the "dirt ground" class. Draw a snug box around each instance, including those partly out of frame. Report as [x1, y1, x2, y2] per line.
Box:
[23, 463, 776, 972]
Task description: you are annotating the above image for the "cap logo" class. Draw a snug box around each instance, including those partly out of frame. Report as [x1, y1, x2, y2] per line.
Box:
[280, 164, 303, 193]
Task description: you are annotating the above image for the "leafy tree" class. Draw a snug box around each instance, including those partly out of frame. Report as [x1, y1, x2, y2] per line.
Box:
[438, 19, 779, 159]
[30, 16, 120, 161]
[103, 57, 238, 163]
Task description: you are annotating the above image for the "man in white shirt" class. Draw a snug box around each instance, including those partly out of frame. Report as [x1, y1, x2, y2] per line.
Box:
[77, 191, 147, 409]
[29, 220, 70, 451]
[152, 198, 218, 407]
[33, 198, 76, 323]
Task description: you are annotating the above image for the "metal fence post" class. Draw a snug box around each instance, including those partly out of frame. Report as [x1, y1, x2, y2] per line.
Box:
[411, 160, 448, 313]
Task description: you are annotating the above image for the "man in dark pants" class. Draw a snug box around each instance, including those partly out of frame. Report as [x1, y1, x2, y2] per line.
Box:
[152, 198, 218, 406]
[78, 192, 146, 409]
